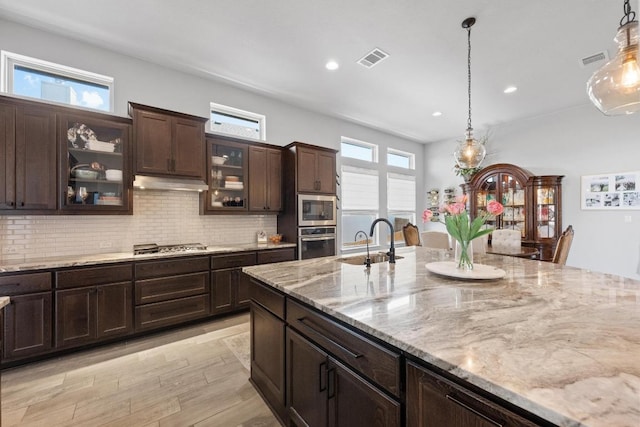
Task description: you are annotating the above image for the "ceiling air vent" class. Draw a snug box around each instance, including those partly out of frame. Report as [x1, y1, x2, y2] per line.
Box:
[357, 48, 389, 68]
[580, 51, 608, 67]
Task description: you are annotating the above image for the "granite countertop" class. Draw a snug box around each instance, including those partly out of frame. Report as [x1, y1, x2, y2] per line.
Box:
[0, 296, 9, 309]
[242, 246, 640, 427]
[0, 242, 296, 273]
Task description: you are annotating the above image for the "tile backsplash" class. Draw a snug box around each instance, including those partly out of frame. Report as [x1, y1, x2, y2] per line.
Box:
[0, 190, 278, 262]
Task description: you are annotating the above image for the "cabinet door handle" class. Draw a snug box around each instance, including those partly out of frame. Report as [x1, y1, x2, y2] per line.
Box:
[20, 202, 25, 207]
[327, 366, 336, 399]
[319, 361, 327, 392]
[297, 317, 363, 359]
[8, 201, 14, 207]
[445, 394, 504, 427]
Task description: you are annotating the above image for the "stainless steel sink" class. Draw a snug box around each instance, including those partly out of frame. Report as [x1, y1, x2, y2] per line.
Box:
[337, 253, 403, 265]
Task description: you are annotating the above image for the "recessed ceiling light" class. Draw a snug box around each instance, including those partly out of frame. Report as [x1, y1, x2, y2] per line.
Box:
[325, 60, 339, 71]
[504, 86, 518, 94]
[432, 111, 442, 117]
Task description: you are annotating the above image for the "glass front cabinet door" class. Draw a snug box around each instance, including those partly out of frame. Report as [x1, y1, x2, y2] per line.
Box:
[59, 112, 132, 214]
[203, 137, 248, 213]
[531, 175, 564, 260]
[468, 165, 531, 240]
[464, 163, 563, 261]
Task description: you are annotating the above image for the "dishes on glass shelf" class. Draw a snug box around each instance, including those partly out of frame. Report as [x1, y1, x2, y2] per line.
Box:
[537, 225, 554, 238]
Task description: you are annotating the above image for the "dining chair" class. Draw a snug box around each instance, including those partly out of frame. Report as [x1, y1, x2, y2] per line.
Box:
[420, 231, 450, 250]
[402, 223, 421, 246]
[491, 229, 521, 251]
[552, 225, 574, 266]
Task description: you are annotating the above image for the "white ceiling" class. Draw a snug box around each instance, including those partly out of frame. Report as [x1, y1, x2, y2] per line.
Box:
[0, 0, 628, 143]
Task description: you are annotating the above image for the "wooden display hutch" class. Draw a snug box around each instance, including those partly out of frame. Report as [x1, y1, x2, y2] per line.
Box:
[463, 163, 563, 261]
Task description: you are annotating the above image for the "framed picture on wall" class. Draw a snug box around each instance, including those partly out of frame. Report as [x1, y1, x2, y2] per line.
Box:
[581, 171, 640, 209]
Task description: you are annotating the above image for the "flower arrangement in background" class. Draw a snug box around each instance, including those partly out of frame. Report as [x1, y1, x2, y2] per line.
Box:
[423, 196, 504, 270]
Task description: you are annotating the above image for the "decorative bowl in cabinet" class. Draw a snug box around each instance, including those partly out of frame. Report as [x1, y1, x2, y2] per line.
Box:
[105, 169, 123, 181]
[212, 156, 227, 165]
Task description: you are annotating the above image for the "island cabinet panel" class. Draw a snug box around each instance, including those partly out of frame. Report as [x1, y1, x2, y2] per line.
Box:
[287, 328, 401, 427]
[406, 362, 541, 427]
[55, 264, 134, 349]
[134, 256, 211, 332]
[0, 272, 53, 362]
[250, 302, 286, 423]
[287, 299, 401, 397]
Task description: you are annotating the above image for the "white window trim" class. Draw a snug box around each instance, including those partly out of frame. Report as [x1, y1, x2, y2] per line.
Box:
[387, 147, 415, 170]
[209, 102, 266, 141]
[1, 50, 114, 112]
[341, 136, 379, 163]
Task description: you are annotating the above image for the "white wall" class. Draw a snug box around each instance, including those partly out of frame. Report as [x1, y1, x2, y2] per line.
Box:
[424, 104, 640, 279]
[0, 18, 425, 261]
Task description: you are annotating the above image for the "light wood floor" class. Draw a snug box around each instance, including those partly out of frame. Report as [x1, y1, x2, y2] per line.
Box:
[1, 313, 280, 426]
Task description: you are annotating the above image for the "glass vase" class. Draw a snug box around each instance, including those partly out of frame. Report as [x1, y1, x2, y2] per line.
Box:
[454, 240, 474, 271]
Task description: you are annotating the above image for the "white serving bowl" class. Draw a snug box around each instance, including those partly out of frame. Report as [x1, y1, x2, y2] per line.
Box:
[105, 169, 123, 181]
[212, 156, 227, 165]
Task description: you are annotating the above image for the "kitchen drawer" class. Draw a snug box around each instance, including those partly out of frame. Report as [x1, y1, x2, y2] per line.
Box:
[135, 294, 210, 332]
[0, 272, 51, 295]
[249, 278, 285, 319]
[135, 256, 209, 280]
[56, 264, 133, 289]
[287, 299, 401, 397]
[211, 252, 256, 270]
[135, 271, 209, 305]
[256, 248, 295, 264]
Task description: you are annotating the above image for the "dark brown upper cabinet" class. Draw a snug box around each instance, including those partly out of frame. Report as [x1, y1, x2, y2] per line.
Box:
[129, 103, 207, 180]
[296, 145, 336, 194]
[0, 97, 57, 212]
[248, 145, 282, 213]
[58, 111, 132, 214]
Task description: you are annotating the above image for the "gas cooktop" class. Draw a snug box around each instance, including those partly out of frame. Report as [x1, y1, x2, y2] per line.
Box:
[133, 243, 208, 255]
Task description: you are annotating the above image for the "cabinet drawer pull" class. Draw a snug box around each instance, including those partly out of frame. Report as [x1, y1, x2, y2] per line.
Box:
[445, 394, 503, 427]
[319, 361, 327, 392]
[297, 317, 363, 359]
[8, 201, 14, 206]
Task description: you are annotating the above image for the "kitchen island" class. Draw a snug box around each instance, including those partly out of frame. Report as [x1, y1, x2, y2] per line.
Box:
[243, 246, 640, 427]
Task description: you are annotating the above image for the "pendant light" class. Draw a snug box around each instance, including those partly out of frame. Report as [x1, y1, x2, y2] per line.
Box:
[454, 17, 486, 169]
[587, 0, 640, 115]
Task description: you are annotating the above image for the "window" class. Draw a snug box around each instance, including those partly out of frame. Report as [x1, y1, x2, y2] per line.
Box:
[1, 51, 113, 112]
[341, 166, 379, 250]
[387, 148, 415, 169]
[341, 138, 377, 162]
[210, 102, 266, 141]
[387, 173, 417, 243]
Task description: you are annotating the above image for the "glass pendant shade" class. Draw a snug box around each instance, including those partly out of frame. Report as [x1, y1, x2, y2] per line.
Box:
[587, 21, 640, 115]
[454, 129, 486, 169]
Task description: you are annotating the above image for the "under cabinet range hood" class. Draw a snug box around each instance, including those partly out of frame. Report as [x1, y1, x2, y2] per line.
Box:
[133, 175, 208, 192]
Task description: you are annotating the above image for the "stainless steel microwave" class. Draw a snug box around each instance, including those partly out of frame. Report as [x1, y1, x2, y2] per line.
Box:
[298, 194, 337, 226]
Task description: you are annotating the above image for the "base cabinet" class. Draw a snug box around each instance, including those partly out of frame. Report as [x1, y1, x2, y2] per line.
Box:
[0, 272, 53, 362]
[250, 302, 286, 423]
[134, 257, 210, 332]
[55, 264, 134, 349]
[56, 282, 133, 349]
[287, 328, 401, 427]
[211, 252, 256, 314]
[406, 362, 540, 427]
